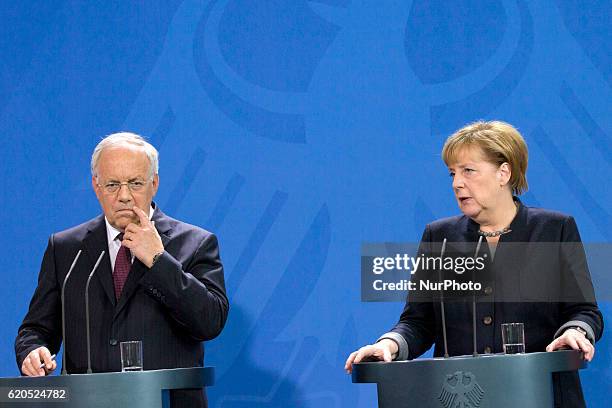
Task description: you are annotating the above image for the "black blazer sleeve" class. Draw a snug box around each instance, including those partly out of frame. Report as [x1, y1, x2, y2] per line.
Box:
[556, 215, 604, 342]
[14, 235, 63, 369]
[389, 225, 436, 359]
[140, 232, 229, 342]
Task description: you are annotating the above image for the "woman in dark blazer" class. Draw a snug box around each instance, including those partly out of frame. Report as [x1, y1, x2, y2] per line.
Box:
[345, 121, 603, 407]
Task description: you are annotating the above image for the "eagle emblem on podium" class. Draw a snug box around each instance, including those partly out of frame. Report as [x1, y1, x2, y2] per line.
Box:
[438, 371, 484, 408]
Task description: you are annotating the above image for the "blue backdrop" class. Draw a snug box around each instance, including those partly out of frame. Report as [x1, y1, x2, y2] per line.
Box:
[0, 1, 610, 406]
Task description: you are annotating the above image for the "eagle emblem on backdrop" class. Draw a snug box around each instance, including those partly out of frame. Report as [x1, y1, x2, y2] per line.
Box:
[438, 371, 484, 408]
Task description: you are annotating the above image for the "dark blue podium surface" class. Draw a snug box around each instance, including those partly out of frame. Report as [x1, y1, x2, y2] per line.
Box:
[0, 367, 214, 407]
[352, 351, 586, 407]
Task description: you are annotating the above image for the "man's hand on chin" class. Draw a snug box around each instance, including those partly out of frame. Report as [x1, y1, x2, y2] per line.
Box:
[122, 206, 164, 268]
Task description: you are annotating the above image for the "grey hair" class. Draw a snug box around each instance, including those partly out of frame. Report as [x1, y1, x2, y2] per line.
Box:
[91, 132, 159, 179]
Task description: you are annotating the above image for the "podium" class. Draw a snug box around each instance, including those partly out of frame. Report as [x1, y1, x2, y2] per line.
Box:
[0, 367, 214, 407]
[352, 351, 586, 407]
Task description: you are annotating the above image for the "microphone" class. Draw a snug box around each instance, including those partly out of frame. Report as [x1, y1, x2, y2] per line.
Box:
[61, 249, 82, 375]
[472, 236, 483, 357]
[437, 238, 449, 358]
[85, 251, 105, 374]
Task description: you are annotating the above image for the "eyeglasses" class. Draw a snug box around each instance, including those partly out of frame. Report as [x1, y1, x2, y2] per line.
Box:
[97, 179, 150, 194]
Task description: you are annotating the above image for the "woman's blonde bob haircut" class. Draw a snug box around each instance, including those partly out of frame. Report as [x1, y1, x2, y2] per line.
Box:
[442, 120, 529, 195]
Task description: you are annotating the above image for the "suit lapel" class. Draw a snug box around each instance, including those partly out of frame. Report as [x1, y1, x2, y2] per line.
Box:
[83, 216, 116, 306]
[113, 207, 172, 319]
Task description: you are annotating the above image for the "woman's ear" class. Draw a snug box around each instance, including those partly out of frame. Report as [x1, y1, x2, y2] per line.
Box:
[498, 162, 511, 186]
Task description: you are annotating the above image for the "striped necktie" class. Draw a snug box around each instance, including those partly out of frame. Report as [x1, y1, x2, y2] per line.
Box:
[113, 233, 131, 300]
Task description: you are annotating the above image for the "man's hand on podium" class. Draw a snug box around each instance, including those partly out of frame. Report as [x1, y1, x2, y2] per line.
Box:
[546, 329, 595, 362]
[21, 346, 57, 376]
[344, 339, 399, 374]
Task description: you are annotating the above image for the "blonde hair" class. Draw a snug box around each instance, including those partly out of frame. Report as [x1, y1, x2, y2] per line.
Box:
[442, 121, 528, 195]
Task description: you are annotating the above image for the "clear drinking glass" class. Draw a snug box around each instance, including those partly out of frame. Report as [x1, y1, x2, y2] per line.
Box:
[501, 323, 525, 354]
[120, 340, 143, 372]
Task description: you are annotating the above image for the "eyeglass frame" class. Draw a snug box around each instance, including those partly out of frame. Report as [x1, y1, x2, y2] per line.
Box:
[95, 177, 153, 194]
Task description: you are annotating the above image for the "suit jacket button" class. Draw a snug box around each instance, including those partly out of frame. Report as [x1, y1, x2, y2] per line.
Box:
[483, 316, 493, 325]
[110, 339, 118, 346]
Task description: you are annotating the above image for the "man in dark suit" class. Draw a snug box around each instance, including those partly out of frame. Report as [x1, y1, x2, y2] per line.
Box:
[15, 132, 228, 407]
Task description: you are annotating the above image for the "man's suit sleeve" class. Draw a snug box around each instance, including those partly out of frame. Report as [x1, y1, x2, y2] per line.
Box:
[140, 233, 229, 342]
[14, 235, 62, 369]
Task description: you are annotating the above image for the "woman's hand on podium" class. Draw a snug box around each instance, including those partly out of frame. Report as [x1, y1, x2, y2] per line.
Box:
[545, 329, 595, 362]
[21, 346, 57, 376]
[344, 339, 398, 374]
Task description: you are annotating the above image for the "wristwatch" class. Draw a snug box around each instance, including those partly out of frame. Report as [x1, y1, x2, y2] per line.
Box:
[151, 251, 164, 267]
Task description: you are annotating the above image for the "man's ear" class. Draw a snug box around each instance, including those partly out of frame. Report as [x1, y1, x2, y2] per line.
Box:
[92, 176, 101, 200]
[152, 174, 159, 195]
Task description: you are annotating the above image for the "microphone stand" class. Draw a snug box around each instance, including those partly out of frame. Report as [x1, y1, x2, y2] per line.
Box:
[438, 238, 449, 358]
[85, 251, 105, 374]
[61, 249, 82, 375]
[472, 236, 483, 357]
